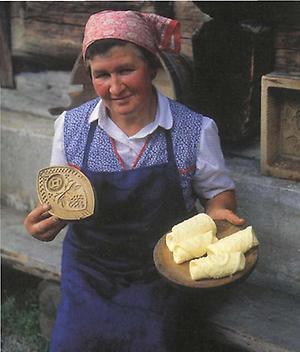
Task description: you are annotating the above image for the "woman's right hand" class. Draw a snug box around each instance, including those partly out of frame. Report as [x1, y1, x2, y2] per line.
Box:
[24, 204, 67, 242]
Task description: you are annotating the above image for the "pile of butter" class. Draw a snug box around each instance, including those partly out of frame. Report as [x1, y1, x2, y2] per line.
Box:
[166, 213, 259, 281]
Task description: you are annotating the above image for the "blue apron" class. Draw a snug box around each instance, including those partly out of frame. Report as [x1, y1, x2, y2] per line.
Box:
[50, 121, 193, 352]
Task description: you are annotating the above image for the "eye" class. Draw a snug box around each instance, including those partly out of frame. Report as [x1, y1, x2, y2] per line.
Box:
[119, 68, 134, 75]
[93, 72, 110, 79]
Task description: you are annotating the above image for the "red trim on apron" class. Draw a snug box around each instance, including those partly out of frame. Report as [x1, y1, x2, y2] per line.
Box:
[109, 137, 126, 170]
[109, 136, 151, 170]
[178, 164, 196, 175]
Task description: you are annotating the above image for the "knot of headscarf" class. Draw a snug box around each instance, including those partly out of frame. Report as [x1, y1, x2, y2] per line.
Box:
[82, 10, 181, 59]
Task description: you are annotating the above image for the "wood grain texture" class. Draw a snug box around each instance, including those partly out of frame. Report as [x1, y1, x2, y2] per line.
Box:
[10, 1, 143, 65]
[37, 166, 95, 220]
[0, 3, 14, 88]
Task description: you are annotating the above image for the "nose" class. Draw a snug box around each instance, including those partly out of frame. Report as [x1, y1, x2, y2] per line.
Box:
[109, 75, 125, 96]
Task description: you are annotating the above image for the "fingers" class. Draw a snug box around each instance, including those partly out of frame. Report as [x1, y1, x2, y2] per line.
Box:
[207, 208, 246, 226]
[24, 204, 67, 241]
[32, 215, 60, 236]
[31, 203, 48, 216]
[24, 204, 48, 231]
[32, 219, 67, 242]
[224, 211, 246, 226]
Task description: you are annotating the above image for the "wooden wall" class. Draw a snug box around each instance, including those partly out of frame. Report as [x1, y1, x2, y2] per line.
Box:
[274, 25, 300, 75]
[7, 1, 206, 70]
[1, 2, 299, 81]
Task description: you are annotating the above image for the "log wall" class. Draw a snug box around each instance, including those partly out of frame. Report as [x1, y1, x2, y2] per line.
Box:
[9, 1, 149, 68]
[8, 1, 206, 69]
[274, 25, 300, 75]
[3, 2, 300, 76]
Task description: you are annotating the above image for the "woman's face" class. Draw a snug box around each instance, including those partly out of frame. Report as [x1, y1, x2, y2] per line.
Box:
[89, 45, 156, 120]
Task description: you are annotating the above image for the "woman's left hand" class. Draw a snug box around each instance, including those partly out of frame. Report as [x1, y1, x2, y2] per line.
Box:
[205, 190, 246, 226]
[206, 208, 245, 226]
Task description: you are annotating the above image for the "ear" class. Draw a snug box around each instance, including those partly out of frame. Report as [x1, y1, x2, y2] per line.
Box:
[87, 66, 92, 80]
[83, 59, 92, 80]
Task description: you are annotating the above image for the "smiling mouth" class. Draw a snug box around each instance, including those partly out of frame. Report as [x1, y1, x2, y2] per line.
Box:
[111, 95, 132, 101]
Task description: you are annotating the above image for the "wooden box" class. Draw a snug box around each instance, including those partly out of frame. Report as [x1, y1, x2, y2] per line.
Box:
[261, 73, 300, 181]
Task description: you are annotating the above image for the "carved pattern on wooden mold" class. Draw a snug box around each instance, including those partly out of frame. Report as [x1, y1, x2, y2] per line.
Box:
[37, 166, 95, 220]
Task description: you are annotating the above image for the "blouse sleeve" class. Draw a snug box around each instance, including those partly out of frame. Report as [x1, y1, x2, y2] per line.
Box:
[193, 117, 235, 200]
[49, 111, 68, 166]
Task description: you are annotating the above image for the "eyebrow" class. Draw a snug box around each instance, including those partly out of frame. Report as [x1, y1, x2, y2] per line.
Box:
[92, 69, 109, 75]
[92, 64, 135, 75]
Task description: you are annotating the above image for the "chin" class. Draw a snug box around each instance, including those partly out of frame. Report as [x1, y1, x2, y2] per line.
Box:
[114, 107, 133, 115]
[113, 104, 137, 115]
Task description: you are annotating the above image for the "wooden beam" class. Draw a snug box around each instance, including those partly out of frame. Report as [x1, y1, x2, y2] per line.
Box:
[9, 1, 144, 68]
[0, 3, 14, 88]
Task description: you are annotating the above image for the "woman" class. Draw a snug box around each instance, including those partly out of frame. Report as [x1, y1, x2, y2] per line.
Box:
[24, 10, 245, 352]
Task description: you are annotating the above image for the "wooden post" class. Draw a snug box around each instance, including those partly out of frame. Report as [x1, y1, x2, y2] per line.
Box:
[0, 3, 14, 88]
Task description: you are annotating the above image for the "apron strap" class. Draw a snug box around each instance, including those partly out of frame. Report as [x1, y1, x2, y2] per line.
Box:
[82, 120, 98, 169]
[164, 128, 176, 164]
[83, 122, 176, 169]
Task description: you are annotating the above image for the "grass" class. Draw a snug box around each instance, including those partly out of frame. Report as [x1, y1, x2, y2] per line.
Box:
[1, 265, 49, 352]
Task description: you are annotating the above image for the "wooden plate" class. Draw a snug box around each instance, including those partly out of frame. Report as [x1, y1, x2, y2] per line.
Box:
[153, 220, 258, 289]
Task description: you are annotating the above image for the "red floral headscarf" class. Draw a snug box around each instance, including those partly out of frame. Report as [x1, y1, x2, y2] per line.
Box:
[82, 10, 181, 59]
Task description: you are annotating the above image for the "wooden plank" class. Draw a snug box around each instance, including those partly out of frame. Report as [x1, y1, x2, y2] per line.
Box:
[9, 1, 144, 65]
[203, 283, 300, 352]
[1, 206, 64, 282]
[273, 25, 300, 74]
[0, 3, 14, 88]
[274, 26, 300, 50]
[274, 49, 300, 75]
